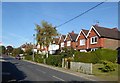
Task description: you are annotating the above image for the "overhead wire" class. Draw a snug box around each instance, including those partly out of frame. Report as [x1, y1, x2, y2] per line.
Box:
[56, 0, 107, 28]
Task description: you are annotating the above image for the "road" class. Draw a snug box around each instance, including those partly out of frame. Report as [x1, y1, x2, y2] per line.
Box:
[1, 55, 94, 82]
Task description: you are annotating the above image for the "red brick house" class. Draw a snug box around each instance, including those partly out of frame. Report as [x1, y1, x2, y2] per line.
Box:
[76, 29, 89, 52]
[58, 35, 66, 50]
[64, 31, 78, 50]
[86, 25, 120, 51]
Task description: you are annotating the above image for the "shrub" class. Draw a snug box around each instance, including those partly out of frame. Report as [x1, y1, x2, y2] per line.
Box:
[99, 60, 115, 72]
[46, 55, 62, 67]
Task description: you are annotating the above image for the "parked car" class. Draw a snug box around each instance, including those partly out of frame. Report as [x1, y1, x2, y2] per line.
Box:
[15, 54, 24, 60]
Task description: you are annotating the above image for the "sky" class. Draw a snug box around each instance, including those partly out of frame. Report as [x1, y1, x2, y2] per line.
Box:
[2, 2, 118, 48]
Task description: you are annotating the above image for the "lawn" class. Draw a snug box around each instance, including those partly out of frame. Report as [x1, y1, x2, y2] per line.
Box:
[92, 63, 119, 81]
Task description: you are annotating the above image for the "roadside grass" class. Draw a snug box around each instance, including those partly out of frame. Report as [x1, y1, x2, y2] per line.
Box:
[92, 63, 119, 81]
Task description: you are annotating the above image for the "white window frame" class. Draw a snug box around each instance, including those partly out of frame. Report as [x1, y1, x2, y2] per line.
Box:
[90, 36, 98, 44]
[91, 48, 98, 51]
[67, 41, 71, 46]
[80, 39, 85, 46]
[61, 42, 64, 47]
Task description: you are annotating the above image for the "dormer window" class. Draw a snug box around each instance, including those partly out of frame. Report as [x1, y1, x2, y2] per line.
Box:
[91, 36, 98, 44]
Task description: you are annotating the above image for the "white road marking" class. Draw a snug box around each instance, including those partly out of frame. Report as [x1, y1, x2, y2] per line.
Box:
[0, 59, 6, 62]
[8, 79, 16, 82]
[52, 75, 65, 81]
[36, 69, 46, 74]
[2, 72, 10, 75]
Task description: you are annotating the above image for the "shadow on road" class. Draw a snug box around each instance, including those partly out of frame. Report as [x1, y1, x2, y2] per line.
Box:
[2, 61, 31, 83]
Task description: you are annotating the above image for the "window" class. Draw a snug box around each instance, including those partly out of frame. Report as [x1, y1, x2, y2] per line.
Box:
[61, 42, 64, 47]
[91, 36, 98, 44]
[67, 41, 71, 46]
[80, 39, 85, 46]
[91, 48, 98, 51]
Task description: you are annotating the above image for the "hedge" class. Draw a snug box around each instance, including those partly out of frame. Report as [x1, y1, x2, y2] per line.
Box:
[74, 48, 117, 64]
[46, 55, 62, 67]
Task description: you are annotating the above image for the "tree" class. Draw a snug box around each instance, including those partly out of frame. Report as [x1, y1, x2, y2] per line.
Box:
[12, 48, 24, 56]
[6, 46, 13, 55]
[0, 46, 6, 54]
[35, 21, 59, 53]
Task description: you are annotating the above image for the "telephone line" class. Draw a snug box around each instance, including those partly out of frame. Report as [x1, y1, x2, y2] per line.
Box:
[56, 0, 107, 28]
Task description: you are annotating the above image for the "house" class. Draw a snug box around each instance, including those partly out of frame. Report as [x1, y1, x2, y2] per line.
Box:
[58, 35, 66, 50]
[36, 43, 48, 55]
[86, 25, 120, 51]
[76, 29, 89, 52]
[21, 43, 33, 52]
[48, 38, 59, 54]
[64, 31, 78, 50]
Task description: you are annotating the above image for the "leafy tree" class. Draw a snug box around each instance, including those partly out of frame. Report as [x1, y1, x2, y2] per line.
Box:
[0, 45, 6, 54]
[25, 48, 33, 55]
[12, 48, 24, 56]
[35, 21, 59, 53]
[6, 46, 13, 55]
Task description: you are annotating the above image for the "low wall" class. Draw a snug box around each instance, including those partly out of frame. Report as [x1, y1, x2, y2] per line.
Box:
[70, 62, 92, 74]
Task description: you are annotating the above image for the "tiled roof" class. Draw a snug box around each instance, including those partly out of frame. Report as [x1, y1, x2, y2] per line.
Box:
[93, 25, 120, 40]
[53, 38, 59, 44]
[69, 33, 78, 41]
[82, 29, 89, 35]
[62, 35, 66, 39]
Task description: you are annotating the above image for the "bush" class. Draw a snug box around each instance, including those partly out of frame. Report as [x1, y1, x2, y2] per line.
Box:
[46, 55, 62, 67]
[99, 60, 115, 72]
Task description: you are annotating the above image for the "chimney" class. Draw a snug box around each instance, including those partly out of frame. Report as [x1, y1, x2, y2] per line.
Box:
[112, 27, 118, 31]
[95, 21, 99, 27]
[71, 31, 74, 35]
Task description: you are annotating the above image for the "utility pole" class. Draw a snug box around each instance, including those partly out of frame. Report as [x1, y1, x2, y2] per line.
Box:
[32, 34, 35, 61]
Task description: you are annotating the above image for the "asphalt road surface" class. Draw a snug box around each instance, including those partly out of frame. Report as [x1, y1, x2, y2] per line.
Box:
[1, 55, 95, 82]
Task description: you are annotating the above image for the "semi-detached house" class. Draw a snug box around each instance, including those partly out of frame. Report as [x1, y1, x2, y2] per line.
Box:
[76, 25, 120, 52]
[58, 35, 66, 50]
[86, 25, 120, 51]
[76, 29, 89, 52]
[64, 31, 78, 50]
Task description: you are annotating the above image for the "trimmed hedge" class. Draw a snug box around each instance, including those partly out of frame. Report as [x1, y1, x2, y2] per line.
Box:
[34, 54, 44, 63]
[74, 48, 117, 64]
[46, 55, 62, 67]
[94, 49, 117, 63]
[25, 55, 32, 60]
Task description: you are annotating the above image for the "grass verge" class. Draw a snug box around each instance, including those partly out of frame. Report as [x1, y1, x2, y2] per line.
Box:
[92, 63, 118, 81]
